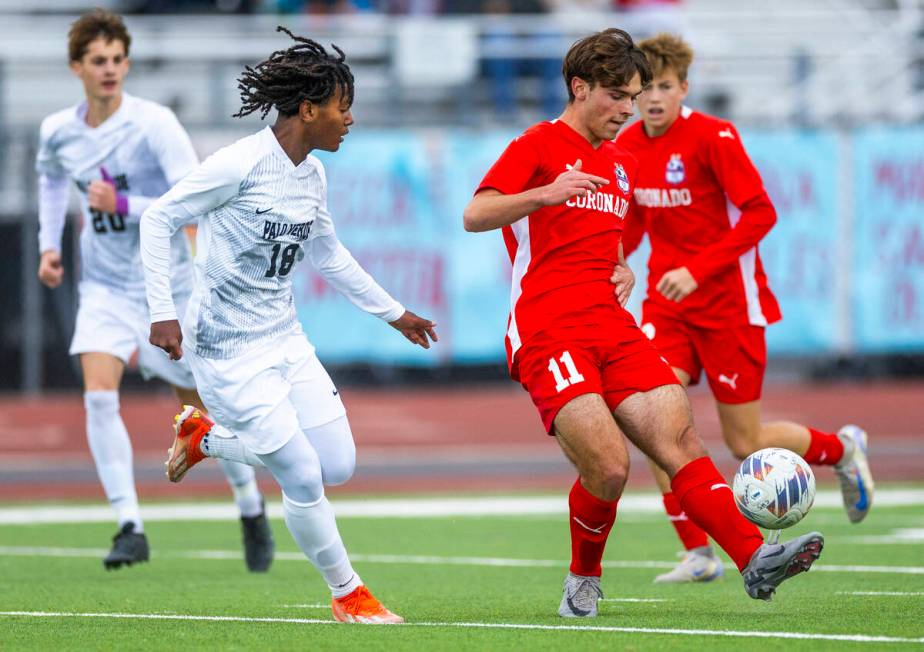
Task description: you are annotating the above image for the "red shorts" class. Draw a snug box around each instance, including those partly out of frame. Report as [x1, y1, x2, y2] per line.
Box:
[514, 313, 679, 433]
[640, 302, 767, 404]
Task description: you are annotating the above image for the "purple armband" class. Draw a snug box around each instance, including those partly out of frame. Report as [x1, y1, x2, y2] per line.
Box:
[115, 193, 129, 216]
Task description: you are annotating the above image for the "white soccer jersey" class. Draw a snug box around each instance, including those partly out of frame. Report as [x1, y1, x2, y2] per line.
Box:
[141, 126, 405, 360]
[36, 93, 198, 301]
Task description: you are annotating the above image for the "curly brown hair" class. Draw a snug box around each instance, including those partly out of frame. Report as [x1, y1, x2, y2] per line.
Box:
[68, 8, 131, 62]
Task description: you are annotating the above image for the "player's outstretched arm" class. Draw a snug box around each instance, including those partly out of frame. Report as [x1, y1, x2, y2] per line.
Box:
[308, 233, 437, 348]
[463, 159, 608, 233]
[36, 173, 69, 289]
[389, 310, 438, 349]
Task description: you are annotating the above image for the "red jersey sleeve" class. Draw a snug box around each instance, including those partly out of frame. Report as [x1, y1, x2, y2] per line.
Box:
[685, 122, 777, 283]
[476, 134, 542, 196]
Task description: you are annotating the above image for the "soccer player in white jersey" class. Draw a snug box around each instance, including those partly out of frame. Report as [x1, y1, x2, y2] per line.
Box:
[36, 9, 274, 571]
[141, 27, 437, 624]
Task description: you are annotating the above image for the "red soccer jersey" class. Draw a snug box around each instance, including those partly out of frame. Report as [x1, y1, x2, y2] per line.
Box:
[616, 107, 781, 328]
[477, 120, 637, 379]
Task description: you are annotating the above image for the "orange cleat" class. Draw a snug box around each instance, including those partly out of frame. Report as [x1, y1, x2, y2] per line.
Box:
[331, 586, 404, 624]
[165, 405, 213, 483]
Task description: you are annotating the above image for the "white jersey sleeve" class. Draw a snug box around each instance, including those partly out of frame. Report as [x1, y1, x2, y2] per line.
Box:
[127, 107, 199, 220]
[141, 145, 244, 322]
[35, 112, 68, 178]
[308, 233, 405, 322]
[38, 173, 69, 254]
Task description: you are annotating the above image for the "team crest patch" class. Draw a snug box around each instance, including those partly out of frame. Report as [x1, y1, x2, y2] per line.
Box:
[614, 163, 630, 194]
[665, 153, 685, 184]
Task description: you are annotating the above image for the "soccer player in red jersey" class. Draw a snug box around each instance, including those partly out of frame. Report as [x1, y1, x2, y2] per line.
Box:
[615, 34, 873, 584]
[464, 29, 823, 616]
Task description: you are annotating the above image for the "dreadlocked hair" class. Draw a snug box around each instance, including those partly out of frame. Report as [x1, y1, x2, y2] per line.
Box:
[234, 26, 354, 120]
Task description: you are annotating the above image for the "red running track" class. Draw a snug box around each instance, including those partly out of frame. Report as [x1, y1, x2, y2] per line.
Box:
[0, 380, 920, 502]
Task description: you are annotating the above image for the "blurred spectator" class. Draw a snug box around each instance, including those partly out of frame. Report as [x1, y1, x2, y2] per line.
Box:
[480, 0, 561, 118]
[121, 0, 260, 13]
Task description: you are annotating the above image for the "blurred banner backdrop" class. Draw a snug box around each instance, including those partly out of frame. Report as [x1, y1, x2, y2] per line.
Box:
[852, 127, 924, 353]
[294, 126, 924, 365]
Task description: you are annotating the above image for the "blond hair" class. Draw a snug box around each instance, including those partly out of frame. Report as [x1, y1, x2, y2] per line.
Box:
[638, 33, 693, 82]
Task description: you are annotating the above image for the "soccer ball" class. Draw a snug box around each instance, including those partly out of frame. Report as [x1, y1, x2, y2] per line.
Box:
[732, 448, 816, 529]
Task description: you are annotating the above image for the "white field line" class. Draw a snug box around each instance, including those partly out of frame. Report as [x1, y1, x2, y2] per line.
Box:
[844, 529, 924, 545]
[838, 592, 924, 597]
[0, 488, 922, 525]
[600, 598, 671, 603]
[1, 545, 923, 576]
[280, 604, 329, 609]
[0, 611, 921, 644]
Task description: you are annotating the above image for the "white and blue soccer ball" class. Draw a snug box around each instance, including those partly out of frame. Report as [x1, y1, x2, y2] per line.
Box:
[732, 448, 816, 529]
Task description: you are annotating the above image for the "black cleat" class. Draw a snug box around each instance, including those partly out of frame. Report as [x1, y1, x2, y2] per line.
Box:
[241, 504, 274, 573]
[103, 522, 149, 570]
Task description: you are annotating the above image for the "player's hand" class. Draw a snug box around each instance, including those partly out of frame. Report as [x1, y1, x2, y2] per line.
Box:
[541, 159, 609, 206]
[38, 250, 64, 288]
[389, 310, 438, 349]
[150, 319, 184, 360]
[88, 179, 118, 213]
[656, 267, 698, 302]
[610, 261, 635, 307]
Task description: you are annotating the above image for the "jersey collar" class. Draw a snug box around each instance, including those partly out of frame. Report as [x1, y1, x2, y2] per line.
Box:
[551, 119, 610, 159]
[77, 93, 132, 135]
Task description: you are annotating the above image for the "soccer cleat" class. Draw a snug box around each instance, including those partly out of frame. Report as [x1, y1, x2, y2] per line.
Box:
[834, 424, 874, 523]
[241, 502, 274, 573]
[166, 405, 212, 483]
[654, 548, 724, 584]
[103, 522, 149, 570]
[742, 531, 824, 601]
[558, 572, 603, 617]
[331, 585, 404, 624]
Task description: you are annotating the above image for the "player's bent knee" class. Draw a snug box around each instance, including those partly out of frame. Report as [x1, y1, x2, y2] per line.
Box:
[285, 467, 324, 504]
[675, 423, 705, 455]
[321, 455, 355, 486]
[585, 458, 629, 501]
[727, 436, 759, 461]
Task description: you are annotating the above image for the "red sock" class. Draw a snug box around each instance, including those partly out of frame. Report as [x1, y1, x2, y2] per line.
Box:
[671, 457, 764, 572]
[802, 427, 844, 466]
[568, 478, 618, 577]
[662, 492, 709, 551]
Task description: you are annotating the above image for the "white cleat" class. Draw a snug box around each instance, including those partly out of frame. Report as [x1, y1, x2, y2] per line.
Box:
[835, 425, 874, 523]
[654, 549, 724, 584]
[558, 572, 603, 617]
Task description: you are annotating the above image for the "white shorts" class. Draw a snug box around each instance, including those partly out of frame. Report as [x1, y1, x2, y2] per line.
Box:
[186, 329, 346, 455]
[69, 282, 196, 389]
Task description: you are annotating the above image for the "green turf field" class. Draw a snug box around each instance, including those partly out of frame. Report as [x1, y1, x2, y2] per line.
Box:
[1, 490, 922, 650]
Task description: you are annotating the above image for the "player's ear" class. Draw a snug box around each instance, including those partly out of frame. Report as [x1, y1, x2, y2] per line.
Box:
[680, 79, 690, 98]
[571, 77, 589, 101]
[69, 59, 83, 78]
[299, 99, 318, 123]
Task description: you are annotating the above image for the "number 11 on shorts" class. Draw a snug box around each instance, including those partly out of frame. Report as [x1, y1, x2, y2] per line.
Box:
[548, 351, 585, 392]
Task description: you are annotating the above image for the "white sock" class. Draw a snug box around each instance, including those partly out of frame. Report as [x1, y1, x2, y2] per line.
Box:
[84, 391, 143, 532]
[217, 459, 263, 517]
[204, 425, 265, 467]
[281, 492, 358, 596]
